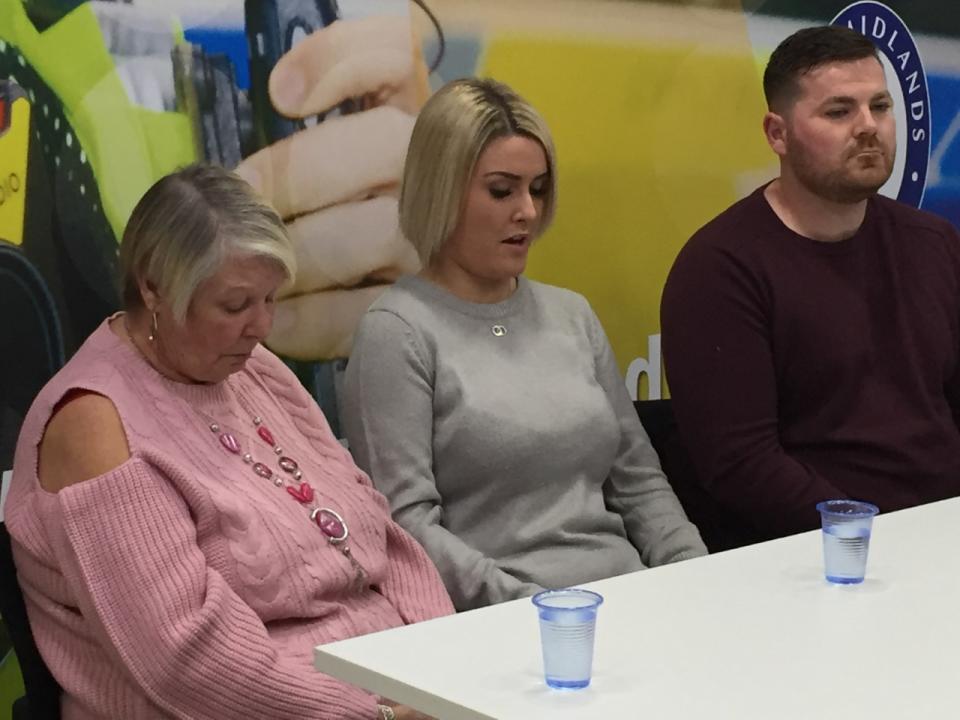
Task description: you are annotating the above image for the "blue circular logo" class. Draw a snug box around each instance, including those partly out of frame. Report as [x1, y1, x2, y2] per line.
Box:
[832, 2, 931, 208]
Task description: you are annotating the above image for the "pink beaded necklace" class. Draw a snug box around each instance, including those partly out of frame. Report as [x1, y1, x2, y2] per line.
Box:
[208, 404, 368, 589]
[121, 313, 369, 589]
[119, 316, 367, 588]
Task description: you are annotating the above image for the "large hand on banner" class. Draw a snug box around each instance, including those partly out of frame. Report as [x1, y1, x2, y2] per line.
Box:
[237, 14, 428, 360]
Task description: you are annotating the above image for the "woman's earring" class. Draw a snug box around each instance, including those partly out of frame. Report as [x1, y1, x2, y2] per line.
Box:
[148, 311, 158, 342]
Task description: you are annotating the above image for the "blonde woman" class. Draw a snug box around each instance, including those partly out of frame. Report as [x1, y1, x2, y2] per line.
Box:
[343, 79, 706, 612]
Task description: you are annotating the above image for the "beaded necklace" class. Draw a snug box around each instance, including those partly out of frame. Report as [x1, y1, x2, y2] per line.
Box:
[208, 399, 368, 589]
[119, 314, 369, 589]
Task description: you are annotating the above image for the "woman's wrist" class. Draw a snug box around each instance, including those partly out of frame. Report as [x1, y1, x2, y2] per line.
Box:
[377, 703, 396, 720]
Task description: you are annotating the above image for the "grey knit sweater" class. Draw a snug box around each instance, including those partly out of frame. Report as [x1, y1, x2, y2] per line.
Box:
[343, 275, 706, 610]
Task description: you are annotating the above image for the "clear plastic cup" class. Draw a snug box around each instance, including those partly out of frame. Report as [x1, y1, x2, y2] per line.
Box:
[532, 588, 603, 689]
[816, 500, 879, 584]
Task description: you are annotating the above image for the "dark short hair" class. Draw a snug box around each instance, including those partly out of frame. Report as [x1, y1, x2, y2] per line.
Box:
[763, 26, 880, 111]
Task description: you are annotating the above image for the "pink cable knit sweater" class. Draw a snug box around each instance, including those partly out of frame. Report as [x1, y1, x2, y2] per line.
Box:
[6, 318, 453, 719]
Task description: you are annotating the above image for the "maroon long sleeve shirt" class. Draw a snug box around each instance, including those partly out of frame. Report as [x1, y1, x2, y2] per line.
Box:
[662, 185, 960, 540]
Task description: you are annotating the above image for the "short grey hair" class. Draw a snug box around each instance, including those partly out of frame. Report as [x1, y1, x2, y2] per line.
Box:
[119, 163, 295, 323]
[399, 78, 558, 266]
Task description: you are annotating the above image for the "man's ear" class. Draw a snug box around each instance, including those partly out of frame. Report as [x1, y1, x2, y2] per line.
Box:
[763, 111, 788, 158]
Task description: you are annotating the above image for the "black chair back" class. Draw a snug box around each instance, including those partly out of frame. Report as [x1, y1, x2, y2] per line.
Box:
[634, 399, 761, 553]
[0, 519, 61, 719]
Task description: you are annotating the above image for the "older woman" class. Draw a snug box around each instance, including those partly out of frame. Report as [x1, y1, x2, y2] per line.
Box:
[342, 78, 707, 612]
[5, 164, 450, 720]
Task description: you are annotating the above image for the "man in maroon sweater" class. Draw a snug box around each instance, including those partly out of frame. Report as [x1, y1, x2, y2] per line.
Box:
[661, 26, 960, 546]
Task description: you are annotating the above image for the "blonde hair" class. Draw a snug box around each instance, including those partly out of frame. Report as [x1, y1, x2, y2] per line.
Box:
[119, 163, 295, 323]
[399, 78, 557, 265]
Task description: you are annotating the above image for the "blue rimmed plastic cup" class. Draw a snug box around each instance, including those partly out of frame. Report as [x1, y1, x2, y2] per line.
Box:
[532, 588, 603, 689]
[816, 500, 880, 584]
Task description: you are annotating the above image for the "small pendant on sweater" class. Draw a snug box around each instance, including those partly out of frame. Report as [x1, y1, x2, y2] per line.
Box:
[491, 324, 507, 337]
[342, 546, 368, 591]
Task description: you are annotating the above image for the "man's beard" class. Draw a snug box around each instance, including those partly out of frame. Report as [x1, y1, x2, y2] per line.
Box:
[790, 139, 896, 204]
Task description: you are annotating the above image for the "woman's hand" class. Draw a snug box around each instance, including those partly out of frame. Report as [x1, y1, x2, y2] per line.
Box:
[384, 701, 436, 720]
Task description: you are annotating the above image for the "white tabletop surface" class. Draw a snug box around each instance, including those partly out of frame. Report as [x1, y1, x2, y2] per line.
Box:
[315, 498, 960, 719]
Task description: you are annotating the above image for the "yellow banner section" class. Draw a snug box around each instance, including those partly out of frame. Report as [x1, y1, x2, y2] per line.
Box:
[478, 3, 773, 397]
[0, 94, 29, 246]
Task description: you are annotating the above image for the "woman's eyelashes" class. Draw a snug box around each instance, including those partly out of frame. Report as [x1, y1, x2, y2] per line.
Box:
[222, 300, 249, 314]
[488, 182, 548, 201]
[222, 293, 276, 315]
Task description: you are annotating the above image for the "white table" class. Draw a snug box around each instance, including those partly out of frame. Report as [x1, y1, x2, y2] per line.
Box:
[315, 498, 960, 719]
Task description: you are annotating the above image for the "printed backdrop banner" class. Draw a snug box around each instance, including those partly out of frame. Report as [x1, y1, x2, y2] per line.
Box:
[1, 0, 958, 466]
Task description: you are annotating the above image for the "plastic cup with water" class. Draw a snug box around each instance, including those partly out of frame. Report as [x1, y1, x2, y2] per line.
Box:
[532, 588, 603, 689]
[816, 499, 879, 584]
